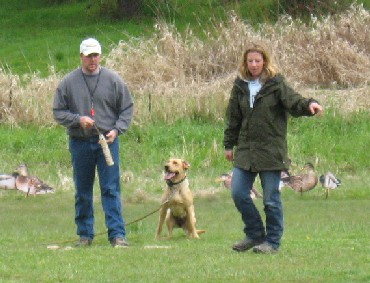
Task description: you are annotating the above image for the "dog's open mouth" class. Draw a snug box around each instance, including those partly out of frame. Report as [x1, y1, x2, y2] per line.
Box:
[164, 171, 177, 180]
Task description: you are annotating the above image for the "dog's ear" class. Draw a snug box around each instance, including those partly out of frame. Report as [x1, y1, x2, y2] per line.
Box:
[182, 160, 190, 170]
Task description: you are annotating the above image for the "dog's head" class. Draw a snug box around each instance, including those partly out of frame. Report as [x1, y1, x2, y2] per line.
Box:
[164, 159, 190, 183]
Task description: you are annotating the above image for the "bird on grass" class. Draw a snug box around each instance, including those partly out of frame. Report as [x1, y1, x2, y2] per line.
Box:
[215, 172, 263, 199]
[280, 162, 318, 195]
[279, 170, 291, 191]
[319, 172, 341, 199]
[216, 170, 292, 197]
[0, 173, 17, 190]
[0, 164, 54, 197]
[16, 164, 55, 197]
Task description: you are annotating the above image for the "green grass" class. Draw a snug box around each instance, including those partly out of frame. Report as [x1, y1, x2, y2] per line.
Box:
[0, 112, 368, 197]
[0, 0, 155, 76]
[0, 112, 369, 195]
[288, 109, 370, 172]
[0, 189, 369, 282]
[0, 89, 368, 283]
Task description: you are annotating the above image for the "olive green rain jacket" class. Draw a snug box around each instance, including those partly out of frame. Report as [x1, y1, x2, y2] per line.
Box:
[223, 75, 318, 172]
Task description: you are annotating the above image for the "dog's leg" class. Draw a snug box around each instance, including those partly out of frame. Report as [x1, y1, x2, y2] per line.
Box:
[156, 207, 168, 240]
[165, 210, 175, 239]
[185, 205, 200, 239]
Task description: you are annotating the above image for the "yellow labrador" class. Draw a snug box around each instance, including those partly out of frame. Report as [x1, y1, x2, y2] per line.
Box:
[156, 159, 205, 240]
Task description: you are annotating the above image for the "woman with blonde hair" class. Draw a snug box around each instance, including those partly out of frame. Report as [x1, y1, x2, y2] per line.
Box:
[238, 42, 278, 82]
[223, 42, 323, 253]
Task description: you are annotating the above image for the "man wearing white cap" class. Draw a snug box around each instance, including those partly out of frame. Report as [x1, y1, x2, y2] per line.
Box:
[53, 38, 134, 248]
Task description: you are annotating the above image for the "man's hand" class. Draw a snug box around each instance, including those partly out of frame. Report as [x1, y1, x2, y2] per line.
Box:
[80, 116, 95, 129]
[104, 129, 118, 144]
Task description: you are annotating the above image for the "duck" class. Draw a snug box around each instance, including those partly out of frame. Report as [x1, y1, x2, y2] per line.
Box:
[280, 162, 318, 195]
[0, 165, 30, 193]
[216, 170, 291, 196]
[0, 164, 55, 197]
[279, 170, 291, 191]
[319, 172, 341, 199]
[14, 164, 31, 195]
[16, 164, 55, 197]
[215, 173, 232, 189]
[0, 173, 17, 190]
[215, 172, 263, 199]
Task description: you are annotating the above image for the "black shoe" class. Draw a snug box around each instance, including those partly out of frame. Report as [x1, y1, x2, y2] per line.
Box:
[110, 238, 129, 248]
[75, 238, 92, 247]
[232, 238, 264, 252]
[253, 241, 279, 254]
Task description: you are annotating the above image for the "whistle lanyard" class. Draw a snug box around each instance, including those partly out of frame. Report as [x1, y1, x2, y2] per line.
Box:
[81, 68, 101, 117]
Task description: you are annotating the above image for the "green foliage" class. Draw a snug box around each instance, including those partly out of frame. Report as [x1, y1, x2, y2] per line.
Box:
[277, 0, 358, 19]
[87, 0, 172, 20]
[0, 1, 154, 76]
[87, 0, 123, 19]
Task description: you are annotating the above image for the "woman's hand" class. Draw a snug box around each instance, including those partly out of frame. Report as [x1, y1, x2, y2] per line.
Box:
[309, 102, 323, 116]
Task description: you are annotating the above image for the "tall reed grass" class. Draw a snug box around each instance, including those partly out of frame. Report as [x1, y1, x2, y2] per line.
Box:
[0, 3, 369, 126]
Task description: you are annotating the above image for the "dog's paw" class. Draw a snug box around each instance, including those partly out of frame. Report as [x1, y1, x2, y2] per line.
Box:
[155, 235, 163, 241]
[189, 233, 200, 239]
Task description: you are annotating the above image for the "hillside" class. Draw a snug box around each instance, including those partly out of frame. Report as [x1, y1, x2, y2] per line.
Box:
[1, 0, 369, 76]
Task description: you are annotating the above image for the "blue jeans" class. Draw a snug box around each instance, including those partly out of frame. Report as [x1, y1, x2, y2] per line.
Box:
[231, 167, 283, 249]
[69, 136, 126, 241]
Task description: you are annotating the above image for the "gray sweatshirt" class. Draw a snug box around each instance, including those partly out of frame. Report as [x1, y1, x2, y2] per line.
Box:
[53, 67, 134, 139]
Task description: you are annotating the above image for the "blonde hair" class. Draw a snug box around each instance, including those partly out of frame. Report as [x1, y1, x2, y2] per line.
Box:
[238, 42, 278, 82]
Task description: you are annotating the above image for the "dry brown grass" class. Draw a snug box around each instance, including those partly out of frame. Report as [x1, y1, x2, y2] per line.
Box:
[0, 4, 369, 126]
[0, 70, 59, 127]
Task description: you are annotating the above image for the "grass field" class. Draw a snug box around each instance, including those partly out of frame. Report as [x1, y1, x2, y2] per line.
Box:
[0, 117, 369, 282]
[0, 189, 369, 283]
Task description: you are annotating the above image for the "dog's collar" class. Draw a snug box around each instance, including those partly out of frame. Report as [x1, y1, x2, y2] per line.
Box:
[166, 176, 187, 188]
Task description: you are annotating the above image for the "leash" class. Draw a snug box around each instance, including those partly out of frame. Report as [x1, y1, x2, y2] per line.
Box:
[44, 200, 169, 246]
[46, 179, 182, 246]
[126, 200, 169, 226]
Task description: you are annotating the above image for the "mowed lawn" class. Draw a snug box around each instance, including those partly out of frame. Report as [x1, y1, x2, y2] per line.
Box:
[0, 187, 368, 283]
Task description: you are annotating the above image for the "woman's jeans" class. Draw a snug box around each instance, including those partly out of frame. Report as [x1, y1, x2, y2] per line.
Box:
[231, 167, 283, 249]
[69, 136, 126, 241]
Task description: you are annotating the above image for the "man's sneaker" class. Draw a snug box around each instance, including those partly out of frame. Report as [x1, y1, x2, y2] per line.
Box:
[232, 238, 264, 252]
[110, 238, 129, 248]
[75, 238, 92, 247]
[252, 241, 279, 254]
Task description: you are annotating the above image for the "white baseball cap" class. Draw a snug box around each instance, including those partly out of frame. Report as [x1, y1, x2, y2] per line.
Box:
[80, 38, 102, 56]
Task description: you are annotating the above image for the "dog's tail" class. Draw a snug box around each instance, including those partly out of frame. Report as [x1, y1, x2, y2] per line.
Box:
[197, 230, 206, 235]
